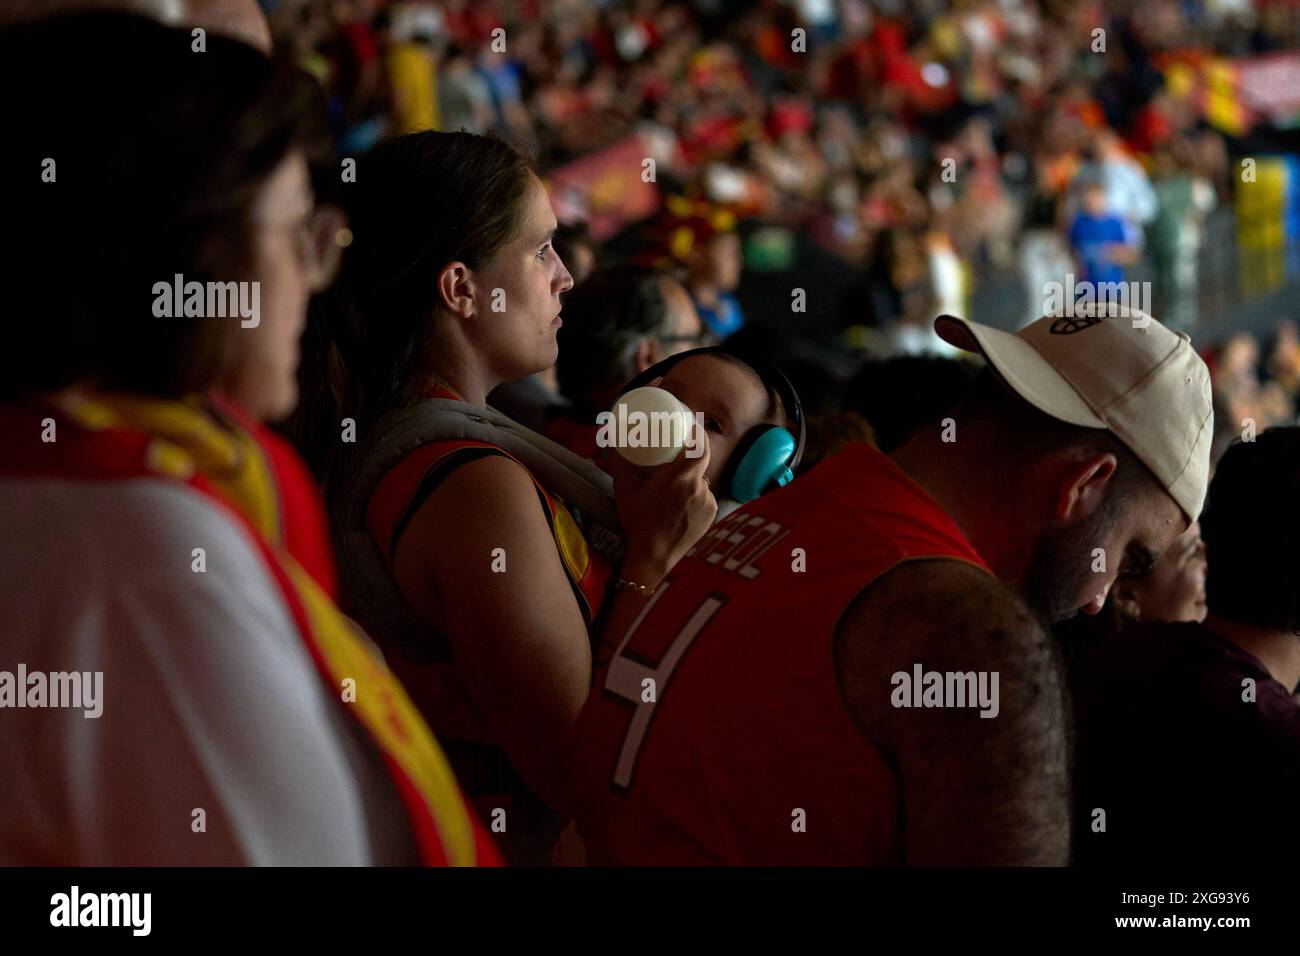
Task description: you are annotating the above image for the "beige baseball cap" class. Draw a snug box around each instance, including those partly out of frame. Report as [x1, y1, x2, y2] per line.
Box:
[934, 303, 1214, 520]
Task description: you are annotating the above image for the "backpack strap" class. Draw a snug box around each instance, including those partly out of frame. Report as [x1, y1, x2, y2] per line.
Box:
[333, 399, 624, 652]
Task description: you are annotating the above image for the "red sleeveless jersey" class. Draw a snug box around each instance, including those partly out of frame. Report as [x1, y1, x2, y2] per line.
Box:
[357, 381, 613, 863]
[571, 442, 990, 865]
[364, 381, 612, 648]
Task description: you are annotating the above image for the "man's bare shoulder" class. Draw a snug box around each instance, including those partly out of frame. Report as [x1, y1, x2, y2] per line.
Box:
[832, 558, 1069, 864]
[833, 558, 1053, 743]
[839, 558, 1034, 638]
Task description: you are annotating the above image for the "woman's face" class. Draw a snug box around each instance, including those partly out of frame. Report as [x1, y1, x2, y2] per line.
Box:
[471, 174, 575, 383]
[658, 354, 776, 488]
[1121, 521, 1209, 624]
[222, 149, 321, 422]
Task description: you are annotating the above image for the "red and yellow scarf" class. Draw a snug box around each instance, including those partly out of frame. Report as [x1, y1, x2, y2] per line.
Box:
[0, 390, 497, 867]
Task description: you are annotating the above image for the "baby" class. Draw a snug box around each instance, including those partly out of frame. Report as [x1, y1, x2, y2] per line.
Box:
[652, 351, 794, 493]
[601, 349, 799, 512]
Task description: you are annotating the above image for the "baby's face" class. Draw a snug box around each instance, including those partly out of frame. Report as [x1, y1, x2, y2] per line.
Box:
[658, 354, 774, 488]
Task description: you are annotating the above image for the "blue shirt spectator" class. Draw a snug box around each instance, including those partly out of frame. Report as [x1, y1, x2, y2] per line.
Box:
[1069, 182, 1136, 287]
[696, 290, 745, 338]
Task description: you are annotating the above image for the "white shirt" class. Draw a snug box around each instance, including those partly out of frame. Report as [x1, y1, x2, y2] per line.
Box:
[0, 477, 417, 865]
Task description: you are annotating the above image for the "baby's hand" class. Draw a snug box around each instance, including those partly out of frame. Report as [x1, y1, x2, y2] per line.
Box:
[610, 431, 716, 586]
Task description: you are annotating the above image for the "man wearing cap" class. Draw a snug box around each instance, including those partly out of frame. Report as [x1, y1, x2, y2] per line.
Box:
[567, 304, 1213, 865]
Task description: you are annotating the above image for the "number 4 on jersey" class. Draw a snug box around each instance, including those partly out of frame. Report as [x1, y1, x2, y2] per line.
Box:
[603, 581, 728, 791]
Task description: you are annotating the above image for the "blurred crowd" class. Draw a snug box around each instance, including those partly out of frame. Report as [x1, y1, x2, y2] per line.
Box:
[267, 0, 1300, 452]
[4, 1, 1300, 871]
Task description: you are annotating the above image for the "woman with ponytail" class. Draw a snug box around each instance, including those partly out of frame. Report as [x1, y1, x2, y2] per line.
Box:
[310, 130, 716, 863]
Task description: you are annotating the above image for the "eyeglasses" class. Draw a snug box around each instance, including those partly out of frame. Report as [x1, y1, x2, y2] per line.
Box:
[259, 205, 349, 292]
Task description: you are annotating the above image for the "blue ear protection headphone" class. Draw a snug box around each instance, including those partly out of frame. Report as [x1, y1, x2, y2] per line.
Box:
[618, 346, 805, 503]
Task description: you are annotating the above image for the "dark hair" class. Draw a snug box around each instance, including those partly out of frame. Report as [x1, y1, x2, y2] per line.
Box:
[554, 265, 673, 412]
[0, 13, 329, 400]
[1201, 427, 1300, 632]
[797, 410, 875, 475]
[310, 131, 535, 431]
[958, 370, 1157, 501]
[845, 356, 979, 452]
[708, 348, 793, 430]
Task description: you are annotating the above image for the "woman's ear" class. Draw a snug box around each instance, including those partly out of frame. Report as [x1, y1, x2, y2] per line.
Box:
[436, 261, 477, 319]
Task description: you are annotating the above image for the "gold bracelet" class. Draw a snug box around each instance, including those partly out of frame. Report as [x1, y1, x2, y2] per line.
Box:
[612, 577, 657, 597]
